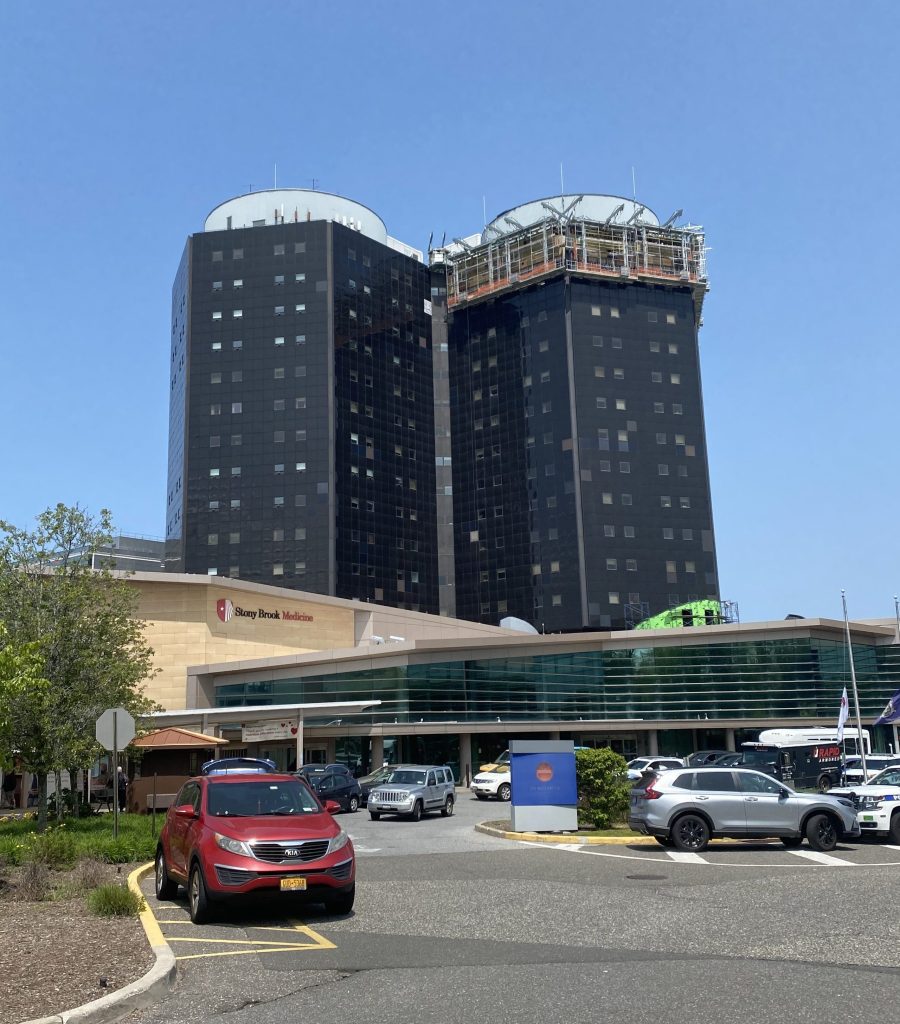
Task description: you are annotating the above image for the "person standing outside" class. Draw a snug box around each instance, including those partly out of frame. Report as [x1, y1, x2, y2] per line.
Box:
[117, 766, 127, 813]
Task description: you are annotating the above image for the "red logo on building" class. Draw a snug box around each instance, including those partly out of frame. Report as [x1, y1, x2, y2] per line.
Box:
[216, 598, 234, 623]
[536, 762, 553, 783]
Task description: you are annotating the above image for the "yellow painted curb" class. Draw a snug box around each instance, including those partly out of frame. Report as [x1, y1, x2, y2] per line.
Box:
[475, 823, 656, 845]
[128, 862, 166, 947]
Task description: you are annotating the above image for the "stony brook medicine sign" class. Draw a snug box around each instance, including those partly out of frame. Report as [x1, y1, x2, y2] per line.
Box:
[216, 597, 314, 624]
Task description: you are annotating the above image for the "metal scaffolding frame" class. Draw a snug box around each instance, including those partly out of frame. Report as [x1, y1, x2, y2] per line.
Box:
[436, 213, 708, 318]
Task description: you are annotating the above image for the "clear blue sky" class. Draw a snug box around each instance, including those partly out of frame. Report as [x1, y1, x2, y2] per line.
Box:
[2, 1, 898, 624]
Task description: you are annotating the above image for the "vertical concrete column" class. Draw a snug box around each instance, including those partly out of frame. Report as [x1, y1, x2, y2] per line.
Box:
[371, 735, 384, 767]
[548, 730, 560, 741]
[725, 728, 736, 752]
[647, 730, 659, 756]
[459, 733, 472, 786]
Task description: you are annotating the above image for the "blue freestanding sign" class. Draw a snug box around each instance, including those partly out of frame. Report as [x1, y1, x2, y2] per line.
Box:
[509, 740, 578, 832]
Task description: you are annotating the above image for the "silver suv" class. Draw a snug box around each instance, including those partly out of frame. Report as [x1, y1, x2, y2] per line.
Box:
[628, 767, 860, 852]
[367, 765, 455, 821]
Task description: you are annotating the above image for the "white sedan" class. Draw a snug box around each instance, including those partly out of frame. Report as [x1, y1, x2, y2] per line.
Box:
[626, 756, 685, 781]
[470, 769, 511, 801]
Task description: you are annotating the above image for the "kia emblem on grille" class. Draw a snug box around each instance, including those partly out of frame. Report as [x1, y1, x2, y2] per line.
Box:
[285, 848, 300, 856]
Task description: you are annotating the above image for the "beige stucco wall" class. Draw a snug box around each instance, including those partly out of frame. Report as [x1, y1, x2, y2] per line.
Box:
[132, 578, 355, 710]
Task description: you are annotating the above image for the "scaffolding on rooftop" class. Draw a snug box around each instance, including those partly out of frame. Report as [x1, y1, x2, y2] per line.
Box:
[436, 212, 708, 318]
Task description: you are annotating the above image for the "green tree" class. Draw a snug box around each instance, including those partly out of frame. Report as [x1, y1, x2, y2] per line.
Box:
[575, 747, 631, 829]
[0, 504, 158, 828]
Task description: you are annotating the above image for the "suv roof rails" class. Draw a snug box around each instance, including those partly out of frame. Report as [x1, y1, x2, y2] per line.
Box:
[200, 757, 278, 776]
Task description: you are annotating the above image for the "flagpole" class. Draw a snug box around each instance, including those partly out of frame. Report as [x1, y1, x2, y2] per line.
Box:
[842, 590, 868, 778]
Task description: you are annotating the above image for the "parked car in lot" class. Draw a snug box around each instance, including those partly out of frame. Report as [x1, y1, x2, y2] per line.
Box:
[155, 759, 355, 923]
[357, 764, 410, 805]
[830, 764, 900, 841]
[626, 757, 685, 781]
[842, 755, 900, 785]
[297, 766, 361, 813]
[628, 766, 860, 852]
[712, 753, 745, 767]
[480, 750, 510, 772]
[368, 765, 456, 821]
[470, 767, 511, 801]
[686, 750, 731, 767]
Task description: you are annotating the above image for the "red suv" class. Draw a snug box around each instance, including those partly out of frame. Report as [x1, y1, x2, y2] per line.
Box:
[154, 764, 355, 923]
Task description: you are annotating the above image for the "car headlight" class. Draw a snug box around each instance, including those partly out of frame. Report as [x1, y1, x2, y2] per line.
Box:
[859, 796, 883, 810]
[214, 833, 252, 857]
[329, 829, 350, 855]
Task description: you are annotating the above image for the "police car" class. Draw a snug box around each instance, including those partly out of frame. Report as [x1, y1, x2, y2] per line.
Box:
[830, 764, 900, 842]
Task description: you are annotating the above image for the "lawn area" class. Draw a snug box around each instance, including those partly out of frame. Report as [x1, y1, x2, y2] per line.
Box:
[0, 813, 158, 867]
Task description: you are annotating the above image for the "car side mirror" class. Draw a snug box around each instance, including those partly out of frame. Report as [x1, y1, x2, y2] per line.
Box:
[325, 799, 341, 814]
[778, 788, 790, 800]
[174, 804, 197, 819]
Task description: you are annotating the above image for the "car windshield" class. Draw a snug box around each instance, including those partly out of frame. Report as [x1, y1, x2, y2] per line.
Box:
[741, 750, 777, 766]
[207, 780, 321, 816]
[385, 770, 427, 786]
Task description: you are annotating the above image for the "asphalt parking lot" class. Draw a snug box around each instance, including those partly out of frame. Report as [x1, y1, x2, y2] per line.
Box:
[128, 793, 900, 1024]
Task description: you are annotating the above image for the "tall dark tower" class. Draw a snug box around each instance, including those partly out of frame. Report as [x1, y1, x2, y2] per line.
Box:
[166, 189, 439, 613]
[438, 194, 719, 631]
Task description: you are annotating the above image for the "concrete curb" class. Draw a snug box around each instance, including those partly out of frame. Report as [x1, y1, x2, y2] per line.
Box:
[20, 862, 176, 1024]
[475, 822, 657, 845]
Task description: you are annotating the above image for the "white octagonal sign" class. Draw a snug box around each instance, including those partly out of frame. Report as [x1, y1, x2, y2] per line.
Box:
[95, 707, 136, 751]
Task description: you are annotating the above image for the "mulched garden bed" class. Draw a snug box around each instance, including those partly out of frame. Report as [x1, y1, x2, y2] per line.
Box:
[0, 864, 153, 1024]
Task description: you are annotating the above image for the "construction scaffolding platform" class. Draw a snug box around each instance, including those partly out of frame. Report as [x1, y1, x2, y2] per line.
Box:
[434, 202, 708, 319]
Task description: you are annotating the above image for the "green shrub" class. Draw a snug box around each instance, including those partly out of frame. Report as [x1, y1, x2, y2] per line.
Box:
[23, 825, 78, 868]
[575, 748, 631, 829]
[88, 883, 145, 917]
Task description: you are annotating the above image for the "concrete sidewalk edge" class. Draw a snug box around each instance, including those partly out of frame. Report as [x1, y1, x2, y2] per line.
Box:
[20, 862, 176, 1024]
[475, 822, 657, 845]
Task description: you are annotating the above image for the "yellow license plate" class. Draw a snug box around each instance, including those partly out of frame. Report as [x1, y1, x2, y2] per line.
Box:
[280, 877, 307, 891]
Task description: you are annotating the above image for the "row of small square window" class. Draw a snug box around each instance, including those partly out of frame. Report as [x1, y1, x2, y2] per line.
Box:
[212, 337, 306, 351]
[209, 464, 307, 476]
[209, 367, 307, 383]
[207, 563, 307, 576]
[347, 533, 422, 552]
[349, 567, 422, 584]
[206, 493, 319, 509]
[594, 402, 685, 416]
[209, 399, 308, 414]
[209, 528, 307, 544]
[589, 306, 676, 325]
[594, 367, 682, 384]
[213, 274, 306, 290]
[580, 463, 690, 479]
[468, 493, 694, 513]
[211, 305, 305, 320]
[212, 243, 307, 260]
[209, 431, 308, 446]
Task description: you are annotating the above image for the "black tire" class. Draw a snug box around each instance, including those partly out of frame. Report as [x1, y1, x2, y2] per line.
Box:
[497, 782, 511, 802]
[410, 800, 423, 822]
[347, 795, 359, 813]
[369, 811, 380, 821]
[805, 813, 838, 852]
[817, 775, 832, 794]
[441, 796, 454, 817]
[324, 885, 355, 915]
[155, 848, 178, 901]
[654, 836, 674, 848]
[890, 812, 900, 844]
[188, 863, 213, 924]
[670, 814, 711, 852]
[781, 836, 803, 849]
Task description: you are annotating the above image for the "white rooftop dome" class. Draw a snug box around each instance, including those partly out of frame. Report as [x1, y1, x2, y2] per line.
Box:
[204, 189, 388, 245]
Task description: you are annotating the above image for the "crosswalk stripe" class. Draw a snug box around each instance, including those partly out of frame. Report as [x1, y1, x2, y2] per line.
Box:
[666, 850, 707, 864]
[788, 849, 854, 866]
[880, 845, 900, 853]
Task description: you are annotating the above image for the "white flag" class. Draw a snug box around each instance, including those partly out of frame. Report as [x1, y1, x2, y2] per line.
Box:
[837, 686, 849, 743]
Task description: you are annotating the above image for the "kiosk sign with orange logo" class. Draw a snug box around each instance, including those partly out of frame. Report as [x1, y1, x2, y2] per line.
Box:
[509, 740, 578, 833]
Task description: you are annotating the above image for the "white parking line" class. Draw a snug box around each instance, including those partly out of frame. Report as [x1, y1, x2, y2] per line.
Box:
[665, 851, 707, 864]
[881, 845, 900, 853]
[787, 850, 854, 866]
